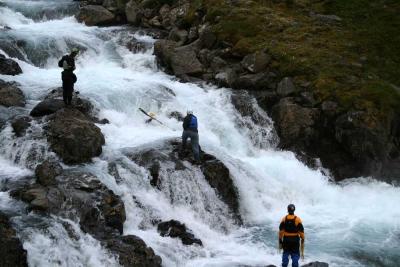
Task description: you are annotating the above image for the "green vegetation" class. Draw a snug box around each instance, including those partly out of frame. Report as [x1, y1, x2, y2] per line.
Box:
[187, 0, 400, 119]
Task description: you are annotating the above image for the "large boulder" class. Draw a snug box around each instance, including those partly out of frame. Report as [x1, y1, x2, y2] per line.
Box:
[105, 235, 162, 267]
[11, 116, 32, 137]
[241, 51, 271, 73]
[0, 54, 22, 75]
[126, 139, 242, 222]
[0, 80, 25, 107]
[125, 0, 141, 25]
[276, 77, 297, 96]
[46, 108, 105, 164]
[271, 98, 319, 149]
[11, 170, 161, 267]
[154, 40, 203, 76]
[0, 212, 28, 267]
[76, 5, 116, 26]
[157, 220, 202, 246]
[232, 72, 277, 91]
[30, 99, 65, 117]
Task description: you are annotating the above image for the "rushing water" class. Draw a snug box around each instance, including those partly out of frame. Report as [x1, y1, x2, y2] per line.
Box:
[0, 1, 399, 266]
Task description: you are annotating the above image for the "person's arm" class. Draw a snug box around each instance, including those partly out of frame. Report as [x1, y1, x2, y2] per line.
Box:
[296, 217, 305, 241]
[183, 116, 190, 130]
[278, 217, 285, 247]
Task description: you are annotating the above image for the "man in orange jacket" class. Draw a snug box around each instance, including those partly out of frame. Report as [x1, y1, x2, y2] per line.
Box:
[278, 204, 305, 267]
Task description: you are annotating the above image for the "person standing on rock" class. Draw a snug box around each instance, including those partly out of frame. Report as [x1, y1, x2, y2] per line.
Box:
[180, 110, 200, 164]
[58, 48, 79, 106]
[279, 204, 305, 267]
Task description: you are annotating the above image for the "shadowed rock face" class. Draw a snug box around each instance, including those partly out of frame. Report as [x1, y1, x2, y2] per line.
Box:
[0, 79, 25, 107]
[76, 5, 116, 26]
[158, 220, 202, 246]
[0, 212, 28, 267]
[126, 138, 242, 223]
[46, 108, 105, 164]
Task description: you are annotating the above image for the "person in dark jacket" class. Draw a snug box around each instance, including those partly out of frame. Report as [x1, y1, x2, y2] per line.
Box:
[181, 110, 200, 163]
[58, 48, 79, 71]
[58, 48, 79, 106]
[279, 204, 305, 267]
[61, 70, 77, 106]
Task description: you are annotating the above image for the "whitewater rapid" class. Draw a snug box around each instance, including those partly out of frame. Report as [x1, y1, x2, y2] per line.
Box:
[0, 1, 399, 266]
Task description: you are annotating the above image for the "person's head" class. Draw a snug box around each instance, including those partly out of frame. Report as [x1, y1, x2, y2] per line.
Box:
[187, 110, 193, 116]
[287, 204, 295, 215]
[70, 48, 79, 57]
[149, 112, 155, 118]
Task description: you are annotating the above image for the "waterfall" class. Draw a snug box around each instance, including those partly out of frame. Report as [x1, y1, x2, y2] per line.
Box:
[0, 1, 399, 266]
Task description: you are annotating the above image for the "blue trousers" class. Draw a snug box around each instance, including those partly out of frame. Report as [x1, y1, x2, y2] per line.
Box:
[282, 250, 299, 267]
[182, 130, 200, 161]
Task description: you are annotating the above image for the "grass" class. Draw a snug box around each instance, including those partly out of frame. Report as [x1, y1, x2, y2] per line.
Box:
[184, 0, 400, 121]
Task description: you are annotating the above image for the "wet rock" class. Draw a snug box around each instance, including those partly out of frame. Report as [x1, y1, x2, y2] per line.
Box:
[0, 212, 28, 267]
[276, 77, 296, 96]
[105, 235, 162, 267]
[241, 51, 271, 73]
[201, 159, 241, 221]
[0, 54, 22, 75]
[126, 139, 241, 221]
[77, 5, 115, 26]
[157, 220, 202, 246]
[0, 80, 25, 107]
[302, 262, 329, 267]
[30, 99, 65, 117]
[46, 108, 105, 164]
[35, 160, 63, 186]
[271, 98, 319, 149]
[215, 69, 237, 87]
[31, 88, 94, 118]
[11, 116, 31, 137]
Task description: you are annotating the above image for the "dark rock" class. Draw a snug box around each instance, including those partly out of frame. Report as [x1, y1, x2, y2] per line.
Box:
[232, 72, 276, 90]
[201, 159, 241, 222]
[126, 139, 241, 221]
[199, 25, 217, 49]
[321, 101, 338, 117]
[126, 39, 148, 53]
[276, 77, 296, 96]
[11, 116, 31, 137]
[35, 160, 63, 186]
[271, 98, 319, 149]
[30, 99, 65, 117]
[157, 220, 202, 246]
[31, 88, 94, 118]
[0, 80, 25, 107]
[76, 5, 115, 26]
[302, 262, 329, 267]
[241, 51, 271, 73]
[0, 54, 22, 75]
[154, 39, 203, 76]
[105, 235, 162, 267]
[0, 212, 28, 267]
[46, 109, 105, 164]
[215, 68, 237, 87]
[168, 27, 188, 46]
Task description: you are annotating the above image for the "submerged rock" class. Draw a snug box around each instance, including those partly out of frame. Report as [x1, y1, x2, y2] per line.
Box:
[158, 220, 202, 246]
[302, 262, 329, 267]
[0, 54, 22, 75]
[46, 108, 105, 164]
[11, 116, 32, 137]
[0, 80, 25, 107]
[0, 212, 28, 267]
[35, 160, 62, 186]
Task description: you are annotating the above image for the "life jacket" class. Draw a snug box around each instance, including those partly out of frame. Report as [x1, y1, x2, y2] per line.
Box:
[188, 115, 198, 130]
[283, 215, 299, 237]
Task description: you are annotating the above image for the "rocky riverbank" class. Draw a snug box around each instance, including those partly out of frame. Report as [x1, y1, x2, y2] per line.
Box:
[76, 0, 400, 183]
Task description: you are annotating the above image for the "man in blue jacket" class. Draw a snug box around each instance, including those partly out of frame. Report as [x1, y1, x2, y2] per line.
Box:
[181, 110, 200, 164]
